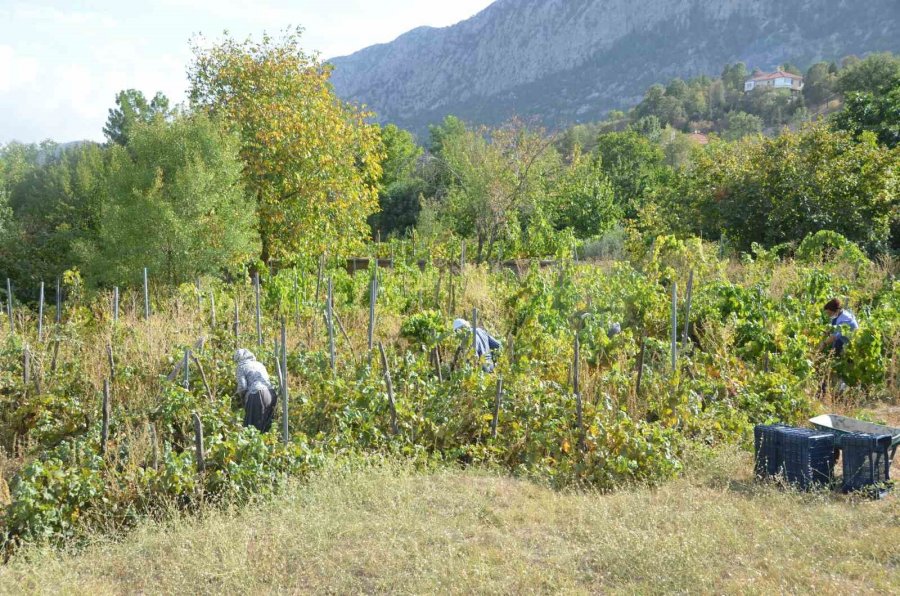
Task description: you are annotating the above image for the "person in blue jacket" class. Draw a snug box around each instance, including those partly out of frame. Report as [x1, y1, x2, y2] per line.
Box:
[820, 298, 859, 356]
[453, 318, 501, 372]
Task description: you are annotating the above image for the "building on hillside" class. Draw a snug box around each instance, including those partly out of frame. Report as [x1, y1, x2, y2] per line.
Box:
[744, 70, 804, 93]
[686, 131, 710, 145]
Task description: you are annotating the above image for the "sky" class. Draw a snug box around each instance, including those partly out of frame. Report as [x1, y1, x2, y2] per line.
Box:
[0, 0, 495, 144]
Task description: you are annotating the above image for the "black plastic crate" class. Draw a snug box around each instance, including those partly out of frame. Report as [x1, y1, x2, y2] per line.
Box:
[778, 427, 836, 489]
[841, 433, 892, 494]
[754, 424, 786, 479]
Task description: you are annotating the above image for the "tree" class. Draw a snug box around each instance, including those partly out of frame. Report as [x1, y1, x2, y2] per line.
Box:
[371, 124, 424, 237]
[550, 149, 620, 238]
[188, 28, 383, 264]
[831, 83, 900, 148]
[595, 130, 670, 219]
[439, 119, 558, 261]
[77, 114, 259, 286]
[722, 63, 749, 95]
[804, 62, 838, 106]
[103, 90, 171, 145]
[837, 52, 900, 96]
[722, 111, 763, 141]
[684, 123, 899, 253]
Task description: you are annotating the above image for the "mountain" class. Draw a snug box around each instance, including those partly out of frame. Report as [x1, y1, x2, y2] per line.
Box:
[328, 0, 900, 138]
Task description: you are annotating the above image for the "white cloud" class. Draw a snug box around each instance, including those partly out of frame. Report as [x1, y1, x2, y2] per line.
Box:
[12, 4, 119, 28]
[0, 45, 39, 93]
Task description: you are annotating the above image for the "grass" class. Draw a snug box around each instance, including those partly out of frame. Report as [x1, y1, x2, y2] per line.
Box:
[1, 447, 898, 595]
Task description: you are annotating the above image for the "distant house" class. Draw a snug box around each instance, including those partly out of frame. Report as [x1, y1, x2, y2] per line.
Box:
[686, 131, 710, 145]
[744, 70, 804, 93]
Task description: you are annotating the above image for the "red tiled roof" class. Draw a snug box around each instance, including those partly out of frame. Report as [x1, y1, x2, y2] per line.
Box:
[748, 70, 803, 82]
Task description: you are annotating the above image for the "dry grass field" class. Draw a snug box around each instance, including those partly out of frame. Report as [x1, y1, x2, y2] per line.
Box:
[1, 445, 897, 595]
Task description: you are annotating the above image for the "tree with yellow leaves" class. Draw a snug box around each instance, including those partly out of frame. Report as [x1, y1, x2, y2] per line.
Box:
[188, 27, 384, 265]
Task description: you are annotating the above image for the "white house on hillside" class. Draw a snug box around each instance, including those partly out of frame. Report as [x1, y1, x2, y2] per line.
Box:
[744, 70, 804, 93]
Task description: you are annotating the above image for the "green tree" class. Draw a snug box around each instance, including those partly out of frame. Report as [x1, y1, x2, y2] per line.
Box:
[804, 62, 838, 106]
[722, 111, 763, 141]
[371, 124, 424, 237]
[550, 149, 620, 238]
[837, 52, 900, 95]
[188, 28, 383, 264]
[595, 130, 671, 219]
[685, 123, 899, 253]
[77, 114, 259, 286]
[832, 83, 900, 148]
[103, 89, 171, 145]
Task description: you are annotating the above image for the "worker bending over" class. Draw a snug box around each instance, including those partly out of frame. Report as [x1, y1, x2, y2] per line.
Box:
[234, 349, 277, 432]
[453, 318, 501, 373]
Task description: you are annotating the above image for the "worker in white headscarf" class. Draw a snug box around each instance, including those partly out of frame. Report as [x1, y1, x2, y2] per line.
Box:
[233, 349, 277, 432]
[453, 318, 501, 372]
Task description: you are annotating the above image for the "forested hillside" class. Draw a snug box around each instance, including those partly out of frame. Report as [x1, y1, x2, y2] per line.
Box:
[329, 0, 900, 135]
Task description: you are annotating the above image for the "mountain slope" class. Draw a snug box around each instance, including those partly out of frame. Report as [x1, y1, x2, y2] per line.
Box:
[328, 0, 900, 136]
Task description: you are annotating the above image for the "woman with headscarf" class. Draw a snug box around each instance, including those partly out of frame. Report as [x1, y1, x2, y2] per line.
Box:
[233, 349, 277, 432]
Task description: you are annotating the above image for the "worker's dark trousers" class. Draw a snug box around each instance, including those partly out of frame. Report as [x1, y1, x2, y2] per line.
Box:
[244, 386, 275, 432]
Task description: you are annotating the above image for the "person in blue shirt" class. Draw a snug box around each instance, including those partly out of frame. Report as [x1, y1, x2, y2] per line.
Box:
[453, 318, 501, 372]
[820, 298, 859, 356]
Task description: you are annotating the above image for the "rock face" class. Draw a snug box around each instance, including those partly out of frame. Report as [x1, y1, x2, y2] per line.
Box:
[328, 0, 900, 137]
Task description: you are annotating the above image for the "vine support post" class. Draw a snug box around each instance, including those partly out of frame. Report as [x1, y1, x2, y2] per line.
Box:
[6, 278, 13, 335]
[113, 286, 119, 324]
[143, 268, 150, 319]
[281, 318, 289, 444]
[378, 342, 399, 435]
[491, 375, 503, 439]
[22, 346, 30, 387]
[38, 281, 45, 342]
[367, 274, 376, 362]
[670, 281, 678, 373]
[681, 270, 694, 352]
[55, 277, 61, 324]
[233, 291, 239, 344]
[472, 308, 479, 364]
[635, 330, 647, 398]
[574, 334, 585, 452]
[192, 412, 205, 473]
[107, 341, 115, 380]
[254, 271, 262, 347]
[327, 277, 336, 373]
[101, 379, 110, 457]
[183, 348, 190, 390]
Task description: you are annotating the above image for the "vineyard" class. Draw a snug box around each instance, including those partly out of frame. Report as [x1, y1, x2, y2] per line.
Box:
[0, 231, 897, 550]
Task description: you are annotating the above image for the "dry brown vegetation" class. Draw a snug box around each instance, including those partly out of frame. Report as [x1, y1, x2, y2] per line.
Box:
[1, 447, 897, 595]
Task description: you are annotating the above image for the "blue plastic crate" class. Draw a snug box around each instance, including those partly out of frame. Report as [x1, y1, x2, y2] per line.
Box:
[841, 433, 892, 494]
[754, 424, 786, 479]
[778, 427, 835, 489]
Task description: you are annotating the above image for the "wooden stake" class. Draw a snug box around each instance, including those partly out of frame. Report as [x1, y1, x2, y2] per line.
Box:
[38, 281, 44, 342]
[378, 342, 399, 435]
[23, 346, 30, 387]
[113, 286, 119, 324]
[491, 375, 503, 439]
[6, 278, 13, 335]
[327, 277, 336, 372]
[192, 412, 205, 472]
[190, 353, 214, 403]
[367, 276, 376, 356]
[106, 341, 115, 380]
[281, 319, 289, 444]
[254, 271, 262, 347]
[143, 268, 150, 319]
[574, 334, 585, 452]
[183, 348, 190, 390]
[670, 281, 678, 372]
[636, 330, 646, 398]
[101, 379, 110, 456]
[681, 271, 694, 352]
[55, 277, 61, 324]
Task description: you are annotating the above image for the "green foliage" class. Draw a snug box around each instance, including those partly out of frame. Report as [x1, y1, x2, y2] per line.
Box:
[837, 52, 900, 96]
[103, 89, 171, 146]
[400, 309, 446, 347]
[550, 150, 620, 238]
[832, 82, 900, 148]
[75, 113, 260, 286]
[722, 111, 763, 141]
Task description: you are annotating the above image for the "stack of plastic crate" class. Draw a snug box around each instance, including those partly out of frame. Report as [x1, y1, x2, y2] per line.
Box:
[754, 424, 787, 479]
[841, 433, 892, 495]
[778, 427, 836, 489]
